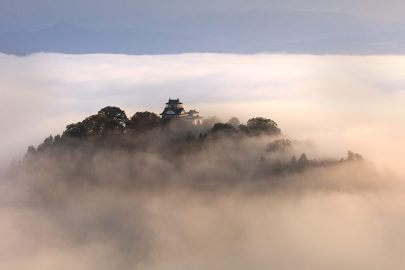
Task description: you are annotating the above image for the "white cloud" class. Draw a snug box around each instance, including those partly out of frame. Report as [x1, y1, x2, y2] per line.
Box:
[1, 52, 405, 270]
[0, 53, 404, 173]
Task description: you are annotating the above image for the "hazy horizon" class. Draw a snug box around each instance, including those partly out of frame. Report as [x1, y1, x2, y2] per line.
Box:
[1, 0, 405, 55]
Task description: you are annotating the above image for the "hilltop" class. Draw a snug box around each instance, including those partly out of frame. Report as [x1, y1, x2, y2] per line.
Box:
[6, 105, 367, 192]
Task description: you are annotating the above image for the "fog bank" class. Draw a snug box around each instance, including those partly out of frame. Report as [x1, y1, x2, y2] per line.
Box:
[1, 53, 404, 173]
[0, 53, 404, 269]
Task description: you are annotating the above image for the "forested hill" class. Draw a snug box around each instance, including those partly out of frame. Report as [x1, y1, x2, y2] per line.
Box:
[26, 106, 283, 155]
[9, 106, 364, 190]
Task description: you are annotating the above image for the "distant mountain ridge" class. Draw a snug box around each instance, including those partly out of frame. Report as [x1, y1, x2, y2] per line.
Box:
[1, 10, 405, 55]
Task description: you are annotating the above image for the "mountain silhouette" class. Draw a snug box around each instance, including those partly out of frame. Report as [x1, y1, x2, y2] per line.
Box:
[1, 10, 405, 55]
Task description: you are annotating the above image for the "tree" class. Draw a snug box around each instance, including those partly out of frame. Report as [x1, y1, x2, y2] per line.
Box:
[53, 135, 62, 145]
[27, 145, 36, 155]
[298, 153, 309, 168]
[36, 135, 54, 152]
[211, 123, 235, 134]
[64, 122, 86, 138]
[246, 117, 281, 135]
[347, 151, 363, 161]
[98, 106, 129, 127]
[202, 116, 222, 128]
[227, 117, 240, 127]
[127, 111, 161, 131]
[63, 107, 129, 139]
[290, 155, 298, 166]
[97, 106, 129, 133]
[266, 139, 292, 153]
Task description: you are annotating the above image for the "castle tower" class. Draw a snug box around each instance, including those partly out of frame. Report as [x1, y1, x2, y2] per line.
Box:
[160, 98, 187, 119]
[160, 98, 203, 125]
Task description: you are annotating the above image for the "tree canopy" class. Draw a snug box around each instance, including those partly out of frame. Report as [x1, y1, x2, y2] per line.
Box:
[246, 117, 281, 135]
[23, 106, 363, 180]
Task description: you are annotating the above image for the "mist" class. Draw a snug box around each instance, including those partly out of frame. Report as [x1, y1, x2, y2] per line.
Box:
[0, 53, 405, 269]
[1, 53, 404, 171]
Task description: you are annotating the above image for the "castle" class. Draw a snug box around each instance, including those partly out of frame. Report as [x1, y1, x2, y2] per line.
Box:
[160, 98, 203, 125]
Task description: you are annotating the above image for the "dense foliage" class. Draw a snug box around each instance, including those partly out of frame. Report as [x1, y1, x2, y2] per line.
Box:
[28, 106, 282, 154]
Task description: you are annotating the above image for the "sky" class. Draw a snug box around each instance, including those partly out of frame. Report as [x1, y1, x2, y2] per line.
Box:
[1, 0, 405, 55]
[1, 0, 404, 31]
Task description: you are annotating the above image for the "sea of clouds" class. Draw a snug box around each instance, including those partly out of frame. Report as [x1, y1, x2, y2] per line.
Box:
[0, 53, 404, 269]
[0, 53, 404, 171]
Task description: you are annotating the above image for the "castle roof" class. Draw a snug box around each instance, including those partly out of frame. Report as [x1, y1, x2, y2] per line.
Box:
[166, 98, 182, 105]
[160, 98, 203, 121]
[160, 107, 186, 116]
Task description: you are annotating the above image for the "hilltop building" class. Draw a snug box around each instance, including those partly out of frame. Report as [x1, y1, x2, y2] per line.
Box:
[186, 109, 204, 125]
[160, 98, 203, 125]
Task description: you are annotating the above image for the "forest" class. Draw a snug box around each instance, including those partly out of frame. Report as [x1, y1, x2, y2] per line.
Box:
[9, 106, 364, 191]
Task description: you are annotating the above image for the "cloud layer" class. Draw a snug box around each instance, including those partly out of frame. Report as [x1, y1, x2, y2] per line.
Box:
[0, 53, 404, 172]
[1, 53, 405, 269]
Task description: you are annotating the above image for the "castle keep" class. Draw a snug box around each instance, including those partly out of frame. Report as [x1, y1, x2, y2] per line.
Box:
[160, 98, 203, 125]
